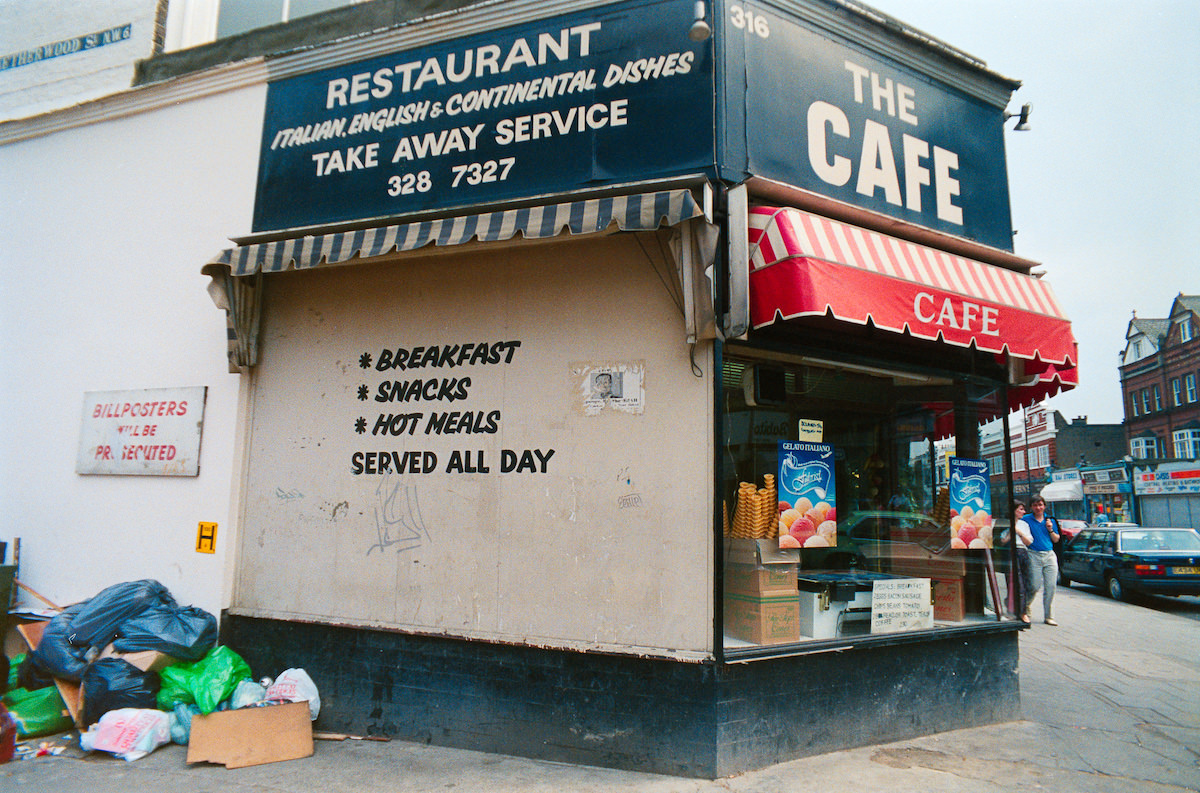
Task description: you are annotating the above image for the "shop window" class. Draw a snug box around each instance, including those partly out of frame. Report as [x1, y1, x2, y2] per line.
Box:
[1174, 429, 1200, 460]
[720, 354, 1012, 652]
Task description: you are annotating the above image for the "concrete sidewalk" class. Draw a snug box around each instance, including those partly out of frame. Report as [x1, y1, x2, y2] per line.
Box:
[4, 586, 1199, 792]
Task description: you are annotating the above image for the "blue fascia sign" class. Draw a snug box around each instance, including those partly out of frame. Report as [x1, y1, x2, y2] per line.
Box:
[253, 0, 716, 233]
[723, 0, 1015, 250]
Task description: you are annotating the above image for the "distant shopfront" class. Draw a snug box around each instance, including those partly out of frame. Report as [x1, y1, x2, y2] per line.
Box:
[200, 0, 1076, 777]
[1135, 464, 1200, 529]
[1082, 465, 1136, 524]
[1041, 470, 1084, 521]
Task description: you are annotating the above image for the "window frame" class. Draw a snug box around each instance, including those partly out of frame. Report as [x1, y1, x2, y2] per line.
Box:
[717, 344, 1023, 660]
[1130, 436, 1158, 459]
[1173, 428, 1200, 459]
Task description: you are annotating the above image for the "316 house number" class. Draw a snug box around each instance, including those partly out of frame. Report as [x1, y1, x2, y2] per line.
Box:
[388, 171, 432, 195]
[729, 4, 771, 38]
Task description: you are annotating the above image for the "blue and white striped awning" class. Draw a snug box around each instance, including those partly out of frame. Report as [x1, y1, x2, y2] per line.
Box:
[203, 188, 711, 372]
[207, 189, 704, 277]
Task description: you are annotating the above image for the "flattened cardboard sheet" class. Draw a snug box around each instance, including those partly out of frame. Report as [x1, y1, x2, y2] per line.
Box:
[187, 701, 313, 768]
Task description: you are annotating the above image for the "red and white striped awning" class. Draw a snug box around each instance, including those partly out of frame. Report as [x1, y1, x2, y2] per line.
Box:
[748, 206, 1077, 403]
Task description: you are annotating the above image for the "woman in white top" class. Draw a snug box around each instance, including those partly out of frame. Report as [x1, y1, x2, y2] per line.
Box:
[1012, 502, 1034, 624]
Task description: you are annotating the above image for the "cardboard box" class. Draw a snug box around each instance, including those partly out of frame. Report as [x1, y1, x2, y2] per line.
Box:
[933, 577, 965, 622]
[724, 592, 800, 645]
[725, 563, 798, 596]
[98, 644, 179, 673]
[725, 538, 801, 567]
[187, 701, 313, 768]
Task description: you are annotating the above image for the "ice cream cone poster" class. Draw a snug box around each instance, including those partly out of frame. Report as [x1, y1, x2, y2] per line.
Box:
[948, 457, 993, 549]
[777, 441, 837, 550]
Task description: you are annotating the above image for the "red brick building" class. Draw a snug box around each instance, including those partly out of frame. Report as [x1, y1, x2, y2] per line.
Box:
[1121, 294, 1200, 461]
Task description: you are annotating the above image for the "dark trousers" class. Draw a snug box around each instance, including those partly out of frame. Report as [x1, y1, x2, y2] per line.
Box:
[1012, 546, 1033, 615]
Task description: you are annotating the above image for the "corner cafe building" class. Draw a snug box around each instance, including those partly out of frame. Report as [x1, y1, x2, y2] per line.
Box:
[21, 0, 1076, 778]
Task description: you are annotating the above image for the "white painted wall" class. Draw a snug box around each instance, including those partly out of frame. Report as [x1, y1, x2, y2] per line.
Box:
[0, 0, 163, 120]
[0, 84, 265, 617]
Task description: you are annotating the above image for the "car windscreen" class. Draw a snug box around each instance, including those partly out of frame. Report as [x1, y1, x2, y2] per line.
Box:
[1118, 530, 1200, 552]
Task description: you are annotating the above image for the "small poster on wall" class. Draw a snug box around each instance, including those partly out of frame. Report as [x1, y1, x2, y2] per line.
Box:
[777, 441, 837, 549]
[948, 457, 994, 548]
[572, 361, 646, 416]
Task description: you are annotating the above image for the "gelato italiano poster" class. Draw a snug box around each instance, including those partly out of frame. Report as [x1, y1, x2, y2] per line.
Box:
[777, 441, 837, 549]
[948, 457, 993, 549]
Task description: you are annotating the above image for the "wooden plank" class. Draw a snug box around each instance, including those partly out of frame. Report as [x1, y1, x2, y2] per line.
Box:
[17, 621, 84, 728]
[14, 578, 62, 611]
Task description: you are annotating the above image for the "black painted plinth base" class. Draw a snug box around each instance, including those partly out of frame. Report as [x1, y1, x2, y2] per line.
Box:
[222, 615, 1019, 778]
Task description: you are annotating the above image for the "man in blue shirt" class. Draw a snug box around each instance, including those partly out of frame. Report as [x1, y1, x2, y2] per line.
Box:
[1020, 495, 1061, 625]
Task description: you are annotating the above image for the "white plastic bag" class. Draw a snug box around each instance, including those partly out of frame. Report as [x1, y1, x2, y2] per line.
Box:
[264, 668, 320, 720]
[231, 679, 268, 709]
[80, 708, 171, 761]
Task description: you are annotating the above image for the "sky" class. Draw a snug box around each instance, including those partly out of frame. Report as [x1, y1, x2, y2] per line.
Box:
[861, 0, 1200, 426]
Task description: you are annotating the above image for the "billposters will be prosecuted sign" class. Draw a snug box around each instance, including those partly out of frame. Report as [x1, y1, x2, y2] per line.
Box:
[252, 0, 713, 232]
[76, 387, 207, 476]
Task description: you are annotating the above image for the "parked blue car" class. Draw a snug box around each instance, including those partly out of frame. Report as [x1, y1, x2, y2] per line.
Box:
[1060, 527, 1200, 601]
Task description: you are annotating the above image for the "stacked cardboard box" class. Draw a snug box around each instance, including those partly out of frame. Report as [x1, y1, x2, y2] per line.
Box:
[723, 562, 800, 645]
[932, 577, 965, 621]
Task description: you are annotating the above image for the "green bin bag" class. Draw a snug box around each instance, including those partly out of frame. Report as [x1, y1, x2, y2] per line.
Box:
[2, 686, 74, 738]
[157, 645, 252, 714]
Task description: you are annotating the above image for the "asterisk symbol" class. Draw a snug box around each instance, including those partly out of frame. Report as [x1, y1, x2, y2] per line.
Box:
[355, 417, 367, 434]
[358, 384, 369, 400]
[359, 352, 372, 369]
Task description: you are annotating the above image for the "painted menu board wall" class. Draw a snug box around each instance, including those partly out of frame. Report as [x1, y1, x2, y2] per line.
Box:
[232, 234, 714, 657]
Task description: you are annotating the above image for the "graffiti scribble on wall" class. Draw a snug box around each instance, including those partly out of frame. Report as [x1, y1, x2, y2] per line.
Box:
[368, 474, 431, 555]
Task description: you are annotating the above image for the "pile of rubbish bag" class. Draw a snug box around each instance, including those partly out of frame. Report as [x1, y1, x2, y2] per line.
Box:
[1, 579, 319, 762]
[29, 579, 217, 682]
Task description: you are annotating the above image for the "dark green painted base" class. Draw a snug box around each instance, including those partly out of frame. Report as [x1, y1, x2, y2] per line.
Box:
[222, 615, 1019, 778]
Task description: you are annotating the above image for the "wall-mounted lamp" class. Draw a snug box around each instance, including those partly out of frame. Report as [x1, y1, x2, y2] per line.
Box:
[1004, 102, 1032, 131]
[689, 0, 712, 42]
